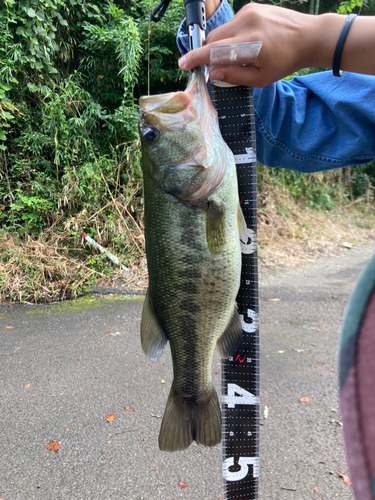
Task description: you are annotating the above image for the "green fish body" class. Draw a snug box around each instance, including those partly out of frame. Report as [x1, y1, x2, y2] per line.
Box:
[139, 69, 245, 452]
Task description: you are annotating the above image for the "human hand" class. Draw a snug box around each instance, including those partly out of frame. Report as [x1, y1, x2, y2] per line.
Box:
[179, 3, 345, 87]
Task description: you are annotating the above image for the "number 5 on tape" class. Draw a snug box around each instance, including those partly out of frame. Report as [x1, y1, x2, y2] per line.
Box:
[223, 457, 260, 481]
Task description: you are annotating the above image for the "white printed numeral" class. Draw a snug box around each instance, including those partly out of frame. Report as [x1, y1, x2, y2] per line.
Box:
[222, 383, 259, 408]
[240, 308, 259, 333]
[234, 147, 256, 164]
[240, 228, 256, 254]
[223, 456, 259, 481]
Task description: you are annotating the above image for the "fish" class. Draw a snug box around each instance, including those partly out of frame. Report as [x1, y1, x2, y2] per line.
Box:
[138, 68, 246, 452]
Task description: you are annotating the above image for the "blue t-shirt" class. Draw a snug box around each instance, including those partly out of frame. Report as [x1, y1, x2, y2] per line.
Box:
[177, 0, 375, 172]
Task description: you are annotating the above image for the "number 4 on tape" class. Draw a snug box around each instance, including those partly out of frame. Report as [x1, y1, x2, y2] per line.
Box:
[222, 383, 259, 408]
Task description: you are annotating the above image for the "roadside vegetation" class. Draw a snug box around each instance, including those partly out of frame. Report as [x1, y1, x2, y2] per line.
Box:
[0, 0, 374, 303]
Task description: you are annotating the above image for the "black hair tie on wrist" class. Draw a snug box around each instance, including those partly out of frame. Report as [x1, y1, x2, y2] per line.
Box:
[332, 13, 357, 77]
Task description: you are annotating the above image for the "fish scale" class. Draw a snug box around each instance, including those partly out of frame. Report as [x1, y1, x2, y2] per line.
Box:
[210, 82, 260, 500]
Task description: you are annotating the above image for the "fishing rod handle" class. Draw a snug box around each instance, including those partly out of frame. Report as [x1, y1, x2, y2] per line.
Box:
[184, 0, 206, 31]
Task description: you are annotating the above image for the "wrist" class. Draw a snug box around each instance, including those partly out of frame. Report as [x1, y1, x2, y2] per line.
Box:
[310, 13, 346, 69]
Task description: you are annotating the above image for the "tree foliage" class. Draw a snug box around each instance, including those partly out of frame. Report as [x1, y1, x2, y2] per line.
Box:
[0, 0, 188, 237]
[0, 1, 128, 236]
[0, 0, 374, 302]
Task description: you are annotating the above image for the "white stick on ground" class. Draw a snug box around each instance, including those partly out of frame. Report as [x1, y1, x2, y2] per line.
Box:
[83, 233, 128, 272]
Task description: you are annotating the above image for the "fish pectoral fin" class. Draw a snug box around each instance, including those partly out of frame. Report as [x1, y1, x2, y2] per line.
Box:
[237, 204, 248, 243]
[206, 200, 226, 255]
[140, 289, 168, 361]
[216, 308, 243, 358]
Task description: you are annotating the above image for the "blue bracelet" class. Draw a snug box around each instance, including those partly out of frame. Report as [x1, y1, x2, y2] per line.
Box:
[333, 13, 357, 77]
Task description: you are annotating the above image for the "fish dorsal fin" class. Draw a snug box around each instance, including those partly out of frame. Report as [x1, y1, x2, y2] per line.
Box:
[216, 307, 243, 358]
[140, 289, 168, 361]
[206, 200, 226, 255]
[237, 204, 247, 243]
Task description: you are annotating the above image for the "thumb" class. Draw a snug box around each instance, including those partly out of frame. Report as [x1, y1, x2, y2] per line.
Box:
[178, 46, 210, 70]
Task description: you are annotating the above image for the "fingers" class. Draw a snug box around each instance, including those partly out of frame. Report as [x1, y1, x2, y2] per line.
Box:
[178, 13, 241, 70]
[205, 19, 238, 43]
[179, 45, 211, 70]
[179, 47, 269, 88]
[179, 36, 241, 71]
[209, 65, 267, 88]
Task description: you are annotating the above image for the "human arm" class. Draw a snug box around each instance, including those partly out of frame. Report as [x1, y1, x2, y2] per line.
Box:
[255, 71, 375, 172]
[179, 2, 375, 88]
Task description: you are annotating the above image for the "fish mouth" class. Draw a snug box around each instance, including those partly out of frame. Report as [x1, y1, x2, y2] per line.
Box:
[139, 70, 201, 113]
[139, 91, 195, 130]
[140, 91, 190, 114]
[139, 69, 225, 203]
[139, 70, 212, 131]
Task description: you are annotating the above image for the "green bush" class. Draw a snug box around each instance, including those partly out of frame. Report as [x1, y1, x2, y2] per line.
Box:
[0, 0, 374, 303]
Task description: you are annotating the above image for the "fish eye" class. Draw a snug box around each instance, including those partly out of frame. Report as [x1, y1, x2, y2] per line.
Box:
[143, 127, 159, 142]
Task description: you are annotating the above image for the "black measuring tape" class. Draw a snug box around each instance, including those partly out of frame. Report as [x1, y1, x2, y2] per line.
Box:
[210, 82, 260, 500]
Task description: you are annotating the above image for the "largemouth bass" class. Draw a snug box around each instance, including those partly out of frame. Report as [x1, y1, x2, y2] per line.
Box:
[139, 68, 246, 452]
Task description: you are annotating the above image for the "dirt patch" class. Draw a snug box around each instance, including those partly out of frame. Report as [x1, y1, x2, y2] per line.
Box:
[258, 205, 375, 268]
[96, 204, 375, 295]
[1, 200, 374, 303]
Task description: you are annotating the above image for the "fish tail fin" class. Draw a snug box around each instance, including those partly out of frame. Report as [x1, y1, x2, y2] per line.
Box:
[158, 386, 221, 452]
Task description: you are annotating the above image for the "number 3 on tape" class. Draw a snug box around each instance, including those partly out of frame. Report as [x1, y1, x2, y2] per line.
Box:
[223, 457, 260, 481]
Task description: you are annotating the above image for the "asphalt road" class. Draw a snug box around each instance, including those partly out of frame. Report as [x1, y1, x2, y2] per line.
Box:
[0, 243, 374, 500]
